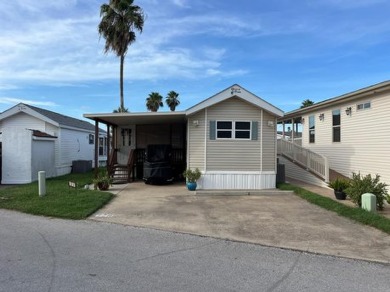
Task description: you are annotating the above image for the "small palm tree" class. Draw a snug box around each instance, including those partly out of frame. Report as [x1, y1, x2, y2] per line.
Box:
[165, 91, 180, 111]
[146, 92, 163, 112]
[98, 0, 145, 111]
[300, 99, 315, 108]
[113, 106, 129, 113]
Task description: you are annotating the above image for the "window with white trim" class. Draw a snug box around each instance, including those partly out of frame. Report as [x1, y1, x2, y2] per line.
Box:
[332, 109, 341, 142]
[216, 121, 251, 139]
[99, 137, 107, 156]
[309, 115, 315, 143]
[357, 101, 371, 111]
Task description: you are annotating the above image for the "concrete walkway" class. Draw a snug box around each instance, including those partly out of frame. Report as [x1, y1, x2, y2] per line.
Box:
[90, 181, 390, 264]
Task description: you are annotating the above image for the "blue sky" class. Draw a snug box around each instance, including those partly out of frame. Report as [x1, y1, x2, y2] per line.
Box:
[1, 0, 389, 120]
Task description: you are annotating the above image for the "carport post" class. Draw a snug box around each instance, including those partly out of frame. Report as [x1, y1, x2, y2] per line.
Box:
[38, 171, 46, 197]
[94, 120, 99, 177]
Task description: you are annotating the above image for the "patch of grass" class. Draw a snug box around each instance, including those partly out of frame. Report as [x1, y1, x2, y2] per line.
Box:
[0, 171, 113, 220]
[278, 183, 390, 235]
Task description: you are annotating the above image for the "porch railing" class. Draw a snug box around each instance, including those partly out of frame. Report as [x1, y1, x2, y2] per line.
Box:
[277, 139, 329, 182]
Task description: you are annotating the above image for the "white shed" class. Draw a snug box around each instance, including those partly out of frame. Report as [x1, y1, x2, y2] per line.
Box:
[0, 103, 107, 184]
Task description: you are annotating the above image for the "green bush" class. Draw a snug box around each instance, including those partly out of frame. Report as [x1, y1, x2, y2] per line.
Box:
[328, 177, 350, 191]
[183, 168, 201, 183]
[345, 172, 388, 210]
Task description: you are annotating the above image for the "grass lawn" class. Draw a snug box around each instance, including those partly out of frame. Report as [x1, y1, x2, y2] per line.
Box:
[0, 171, 113, 220]
[278, 183, 390, 235]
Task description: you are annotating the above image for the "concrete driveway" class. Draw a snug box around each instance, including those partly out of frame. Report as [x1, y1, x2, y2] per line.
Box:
[90, 182, 390, 263]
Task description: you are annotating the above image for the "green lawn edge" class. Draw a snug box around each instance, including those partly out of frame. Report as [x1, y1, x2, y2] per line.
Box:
[0, 172, 114, 220]
[278, 183, 390, 235]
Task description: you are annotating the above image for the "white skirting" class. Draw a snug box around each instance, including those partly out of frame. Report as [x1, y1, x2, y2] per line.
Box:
[198, 171, 276, 190]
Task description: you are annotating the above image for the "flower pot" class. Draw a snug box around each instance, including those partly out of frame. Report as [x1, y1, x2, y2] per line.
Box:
[334, 190, 346, 200]
[97, 182, 109, 191]
[186, 182, 197, 191]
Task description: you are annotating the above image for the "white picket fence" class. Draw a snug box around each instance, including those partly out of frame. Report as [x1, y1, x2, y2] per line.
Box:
[277, 139, 329, 183]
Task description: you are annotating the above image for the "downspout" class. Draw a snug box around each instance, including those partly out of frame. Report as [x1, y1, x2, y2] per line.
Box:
[106, 123, 110, 169]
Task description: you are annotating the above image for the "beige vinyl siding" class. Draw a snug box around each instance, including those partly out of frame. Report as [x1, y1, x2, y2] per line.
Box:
[206, 98, 261, 171]
[301, 90, 390, 185]
[262, 111, 276, 171]
[188, 110, 206, 170]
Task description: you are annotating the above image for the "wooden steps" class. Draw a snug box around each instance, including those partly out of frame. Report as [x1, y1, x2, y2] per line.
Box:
[109, 149, 135, 183]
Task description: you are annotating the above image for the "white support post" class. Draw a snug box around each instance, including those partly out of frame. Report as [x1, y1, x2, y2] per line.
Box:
[324, 157, 329, 183]
[38, 171, 46, 197]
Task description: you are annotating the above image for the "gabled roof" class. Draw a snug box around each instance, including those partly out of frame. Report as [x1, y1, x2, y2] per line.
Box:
[282, 80, 390, 119]
[186, 84, 284, 117]
[0, 103, 104, 133]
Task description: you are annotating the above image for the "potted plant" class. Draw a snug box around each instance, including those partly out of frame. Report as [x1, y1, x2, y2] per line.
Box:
[183, 168, 202, 191]
[93, 171, 113, 191]
[328, 177, 350, 200]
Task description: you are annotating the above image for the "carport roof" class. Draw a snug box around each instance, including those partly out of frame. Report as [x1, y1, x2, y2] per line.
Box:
[83, 111, 187, 126]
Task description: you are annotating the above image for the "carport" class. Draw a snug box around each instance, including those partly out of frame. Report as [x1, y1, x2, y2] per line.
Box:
[84, 111, 187, 181]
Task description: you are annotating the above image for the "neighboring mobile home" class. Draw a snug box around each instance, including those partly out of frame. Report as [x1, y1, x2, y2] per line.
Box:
[0, 103, 107, 184]
[84, 84, 284, 190]
[279, 80, 390, 186]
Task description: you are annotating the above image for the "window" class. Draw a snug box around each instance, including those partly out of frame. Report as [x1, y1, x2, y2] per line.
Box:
[309, 115, 315, 143]
[121, 128, 132, 146]
[99, 137, 107, 156]
[216, 121, 251, 140]
[217, 121, 232, 138]
[235, 121, 251, 139]
[357, 101, 371, 111]
[332, 109, 341, 142]
[89, 134, 94, 144]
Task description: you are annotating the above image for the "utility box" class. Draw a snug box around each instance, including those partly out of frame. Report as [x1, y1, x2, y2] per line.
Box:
[276, 163, 285, 183]
[72, 160, 92, 173]
[361, 193, 376, 213]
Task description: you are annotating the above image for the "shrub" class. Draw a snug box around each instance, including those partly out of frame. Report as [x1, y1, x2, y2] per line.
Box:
[328, 177, 350, 191]
[345, 172, 388, 210]
[183, 168, 201, 183]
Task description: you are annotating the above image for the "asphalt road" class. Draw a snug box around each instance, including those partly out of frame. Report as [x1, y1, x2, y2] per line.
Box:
[1, 210, 389, 292]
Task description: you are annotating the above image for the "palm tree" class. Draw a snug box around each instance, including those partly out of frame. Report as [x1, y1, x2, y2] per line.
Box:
[113, 106, 129, 113]
[300, 99, 315, 108]
[98, 0, 145, 112]
[165, 91, 180, 111]
[146, 92, 163, 112]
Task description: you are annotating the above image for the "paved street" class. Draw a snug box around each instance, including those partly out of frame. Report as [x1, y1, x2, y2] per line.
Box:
[1, 210, 389, 292]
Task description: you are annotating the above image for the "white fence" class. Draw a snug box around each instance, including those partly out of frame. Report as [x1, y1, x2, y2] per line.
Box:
[277, 139, 329, 182]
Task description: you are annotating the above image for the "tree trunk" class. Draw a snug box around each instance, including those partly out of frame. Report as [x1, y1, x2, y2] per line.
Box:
[120, 54, 125, 110]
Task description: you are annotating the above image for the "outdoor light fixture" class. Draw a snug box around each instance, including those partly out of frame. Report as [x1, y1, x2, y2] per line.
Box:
[193, 120, 199, 127]
[319, 113, 324, 121]
[231, 86, 241, 95]
[301, 117, 305, 124]
[345, 107, 352, 116]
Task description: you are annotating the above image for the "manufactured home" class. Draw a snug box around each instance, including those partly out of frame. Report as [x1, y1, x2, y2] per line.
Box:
[84, 84, 283, 190]
[278, 80, 390, 186]
[0, 103, 107, 184]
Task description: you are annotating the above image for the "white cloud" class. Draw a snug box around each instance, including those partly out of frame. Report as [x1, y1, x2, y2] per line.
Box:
[0, 97, 58, 107]
[171, 0, 189, 8]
